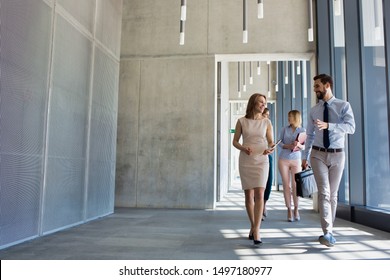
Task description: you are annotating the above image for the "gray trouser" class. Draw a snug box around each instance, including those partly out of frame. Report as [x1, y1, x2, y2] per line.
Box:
[310, 150, 345, 234]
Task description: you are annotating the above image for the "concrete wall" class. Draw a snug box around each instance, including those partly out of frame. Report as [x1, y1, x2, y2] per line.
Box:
[117, 0, 315, 209]
[116, 57, 214, 208]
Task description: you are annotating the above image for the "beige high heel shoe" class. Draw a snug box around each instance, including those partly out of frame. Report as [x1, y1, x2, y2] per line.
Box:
[287, 208, 294, 222]
[294, 208, 300, 221]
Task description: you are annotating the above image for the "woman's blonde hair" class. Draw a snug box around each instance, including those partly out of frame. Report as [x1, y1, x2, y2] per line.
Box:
[288, 110, 302, 127]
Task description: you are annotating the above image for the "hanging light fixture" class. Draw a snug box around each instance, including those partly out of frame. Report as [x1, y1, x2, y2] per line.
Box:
[178, 0, 270, 46]
[291, 61, 295, 99]
[243, 0, 248, 43]
[267, 61, 271, 98]
[285, 61, 289, 84]
[296, 61, 301, 75]
[257, 61, 261, 75]
[181, 0, 187, 20]
[249, 62, 253, 84]
[258, 0, 264, 19]
[179, 21, 185, 45]
[308, 0, 314, 42]
[243, 62, 247, 92]
[179, 0, 187, 45]
[238, 62, 241, 98]
[275, 62, 279, 92]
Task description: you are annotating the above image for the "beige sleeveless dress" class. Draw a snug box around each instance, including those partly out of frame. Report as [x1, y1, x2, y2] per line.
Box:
[238, 117, 270, 190]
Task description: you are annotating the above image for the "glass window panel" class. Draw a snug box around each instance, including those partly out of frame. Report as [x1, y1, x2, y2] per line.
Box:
[361, 0, 390, 211]
[332, 0, 350, 203]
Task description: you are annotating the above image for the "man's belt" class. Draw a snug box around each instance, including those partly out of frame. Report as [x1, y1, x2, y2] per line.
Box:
[312, 146, 343, 153]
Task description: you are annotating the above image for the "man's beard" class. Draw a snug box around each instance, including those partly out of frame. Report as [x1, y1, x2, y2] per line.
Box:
[316, 90, 326, 100]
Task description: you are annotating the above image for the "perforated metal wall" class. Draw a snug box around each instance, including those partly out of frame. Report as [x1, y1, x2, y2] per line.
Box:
[57, 0, 95, 34]
[95, 0, 122, 57]
[0, 0, 122, 248]
[0, 0, 52, 246]
[42, 15, 92, 233]
[87, 47, 118, 220]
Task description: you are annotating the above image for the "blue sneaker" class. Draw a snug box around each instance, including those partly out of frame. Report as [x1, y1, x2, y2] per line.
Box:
[319, 233, 336, 247]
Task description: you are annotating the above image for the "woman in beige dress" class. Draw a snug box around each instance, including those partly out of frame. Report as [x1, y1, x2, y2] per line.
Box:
[232, 93, 276, 245]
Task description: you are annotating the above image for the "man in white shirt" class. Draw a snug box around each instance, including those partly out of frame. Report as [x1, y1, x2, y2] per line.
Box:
[302, 74, 356, 247]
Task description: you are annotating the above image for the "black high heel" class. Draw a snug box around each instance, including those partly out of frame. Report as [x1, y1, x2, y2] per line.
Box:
[248, 233, 254, 240]
[253, 240, 263, 246]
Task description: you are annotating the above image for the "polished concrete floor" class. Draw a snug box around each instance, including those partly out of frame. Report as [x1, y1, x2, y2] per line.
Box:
[1, 187, 390, 260]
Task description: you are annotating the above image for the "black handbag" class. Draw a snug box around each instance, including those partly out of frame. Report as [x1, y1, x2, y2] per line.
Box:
[295, 168, 318, 198]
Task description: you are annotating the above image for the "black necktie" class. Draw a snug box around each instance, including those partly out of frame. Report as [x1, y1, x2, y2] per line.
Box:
[323, 102, 330, 148]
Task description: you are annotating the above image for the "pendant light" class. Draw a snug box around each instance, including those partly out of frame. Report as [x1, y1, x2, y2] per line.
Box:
[308, 0, 314, 42]
[243, 0, 248, 43]
[179, 0, 187, 45]
[258, 0, 264, 19]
